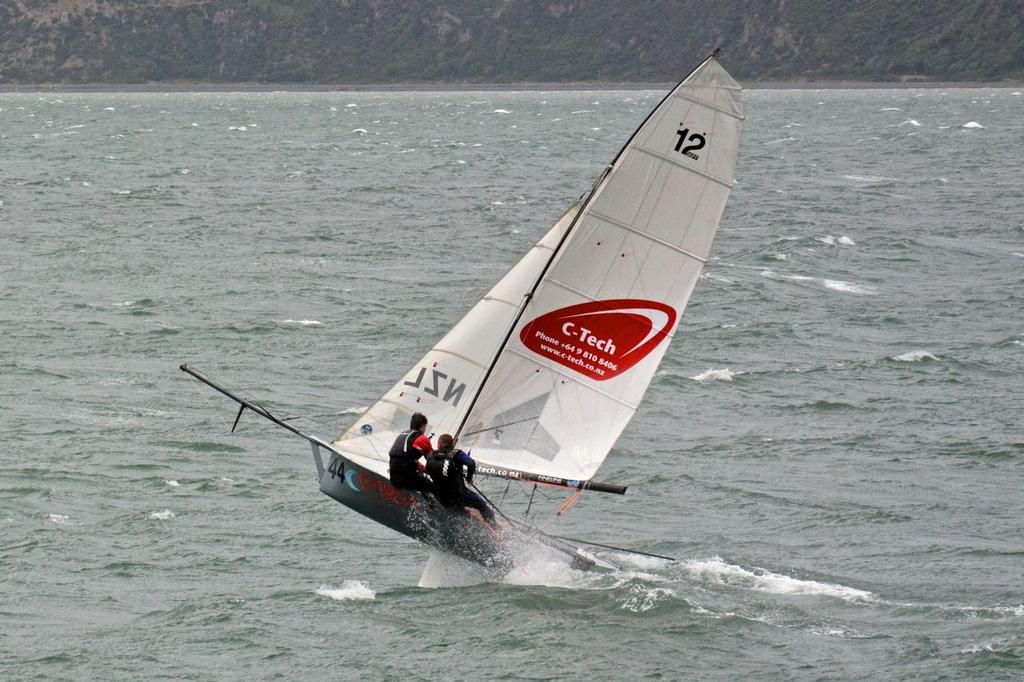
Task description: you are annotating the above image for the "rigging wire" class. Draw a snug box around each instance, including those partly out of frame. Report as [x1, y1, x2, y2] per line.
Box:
[548, 536, 676, 562]
[524, 483, 537, 517]
[460, 416, 541, 438]
[497, 478, 512, 508]
[189, 381, 236, 432]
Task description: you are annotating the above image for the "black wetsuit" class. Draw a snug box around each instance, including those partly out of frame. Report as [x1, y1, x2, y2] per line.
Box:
[426, 446, 494, 522]
[388, 430, 434, 495]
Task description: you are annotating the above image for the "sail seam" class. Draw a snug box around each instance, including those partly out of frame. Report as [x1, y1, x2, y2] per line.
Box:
[504, 347, 642, 410]
[545, 277, 599, 302]
[431, 347, 489, 369]
[632, 146, 733, 189]
[480, 295, 522, 309]
[588, 210, 709, 264]
[671, 91, 744, 119]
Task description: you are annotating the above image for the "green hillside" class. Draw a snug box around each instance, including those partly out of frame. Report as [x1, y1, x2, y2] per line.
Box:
[1, 0, 1021, 83]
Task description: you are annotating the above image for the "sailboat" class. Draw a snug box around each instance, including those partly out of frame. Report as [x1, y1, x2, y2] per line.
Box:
[182, 52, 743, 574]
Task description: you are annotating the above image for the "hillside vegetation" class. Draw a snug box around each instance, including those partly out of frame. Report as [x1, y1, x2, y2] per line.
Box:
[1, 0, 1021, 83]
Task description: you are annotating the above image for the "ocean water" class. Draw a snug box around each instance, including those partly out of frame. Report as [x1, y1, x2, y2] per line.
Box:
[1, 86, 1022, 680]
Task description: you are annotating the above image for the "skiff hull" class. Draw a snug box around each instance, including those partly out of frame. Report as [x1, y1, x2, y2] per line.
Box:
[318, 450, 515, 572]
[317, 450, 607, 574]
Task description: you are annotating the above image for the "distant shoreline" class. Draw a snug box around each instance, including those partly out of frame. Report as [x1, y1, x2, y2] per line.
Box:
[1, 80, 1022, 93]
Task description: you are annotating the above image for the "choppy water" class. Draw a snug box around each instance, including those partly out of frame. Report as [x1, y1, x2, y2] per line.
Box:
[2, 86, 1022, 680]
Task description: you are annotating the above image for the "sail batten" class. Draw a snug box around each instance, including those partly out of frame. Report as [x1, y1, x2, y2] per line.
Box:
[673, 91, 745, 118]
[503, 347, 643, 410]
[586, 210, 710, 262]
[632, 146, 735, 187]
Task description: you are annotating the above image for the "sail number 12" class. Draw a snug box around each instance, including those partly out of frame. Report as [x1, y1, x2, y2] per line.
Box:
[674, 128, 705, 160]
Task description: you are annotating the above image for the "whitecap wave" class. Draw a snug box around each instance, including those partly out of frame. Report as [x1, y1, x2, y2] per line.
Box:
[340, 405, 368, 415]
[281, 319, 323, 326]
[962, 121, 984, 129]
[810, 625, 863, 638]
[165, 479, 180, 487]
[960, 641, 1003, 654]
[317, 581, 375, 601]
[955, 604, 1024, 619]
[762, 269, 876, 295]
[149, 509, 175, 520]
[843, 174, 899, 183]
[492, 109, 511, 114]
[691, 368, 735, 383]
[684, 556, 874, 603]
[822, 279, 876, 295]
[898, 119, 921, 127]
[621, 585, 675, 613]
[837, 236, 855, 246]
[49, 513, 69, 525]
[351, 128, 367, 134]
[879, 107, 902, 111]
[891, 350, 940, 362]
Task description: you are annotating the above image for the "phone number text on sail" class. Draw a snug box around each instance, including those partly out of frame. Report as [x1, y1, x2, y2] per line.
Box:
[531, 329, 619, 378]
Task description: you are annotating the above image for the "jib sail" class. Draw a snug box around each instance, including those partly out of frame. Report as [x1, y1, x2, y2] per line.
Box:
[333, 203, 581, 466]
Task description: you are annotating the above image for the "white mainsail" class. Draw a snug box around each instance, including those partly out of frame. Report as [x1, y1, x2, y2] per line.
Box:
[336, 56, 743, 484]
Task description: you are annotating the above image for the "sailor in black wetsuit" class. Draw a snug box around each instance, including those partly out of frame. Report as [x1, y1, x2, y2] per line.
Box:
[388, 412, 435, 495]
[426, 434, 496, 523]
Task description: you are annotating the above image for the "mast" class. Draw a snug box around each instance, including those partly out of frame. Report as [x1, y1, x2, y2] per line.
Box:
[453, 51, 722, 441]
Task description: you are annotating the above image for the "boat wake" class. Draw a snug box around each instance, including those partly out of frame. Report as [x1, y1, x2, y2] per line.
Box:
[419, 546, 875, 611]
[419, 548, 1024, 628]
[680, 555, 874, 602]
[316, 581, 376, 601]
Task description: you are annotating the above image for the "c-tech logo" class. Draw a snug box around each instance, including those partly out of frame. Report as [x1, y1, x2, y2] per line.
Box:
[519, 299, 677, 381]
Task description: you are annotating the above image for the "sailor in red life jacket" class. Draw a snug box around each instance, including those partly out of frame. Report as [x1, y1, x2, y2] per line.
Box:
[387, 412, 435, 495]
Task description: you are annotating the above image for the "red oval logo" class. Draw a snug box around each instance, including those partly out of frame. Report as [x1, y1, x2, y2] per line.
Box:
[519, 299, 677, 381]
